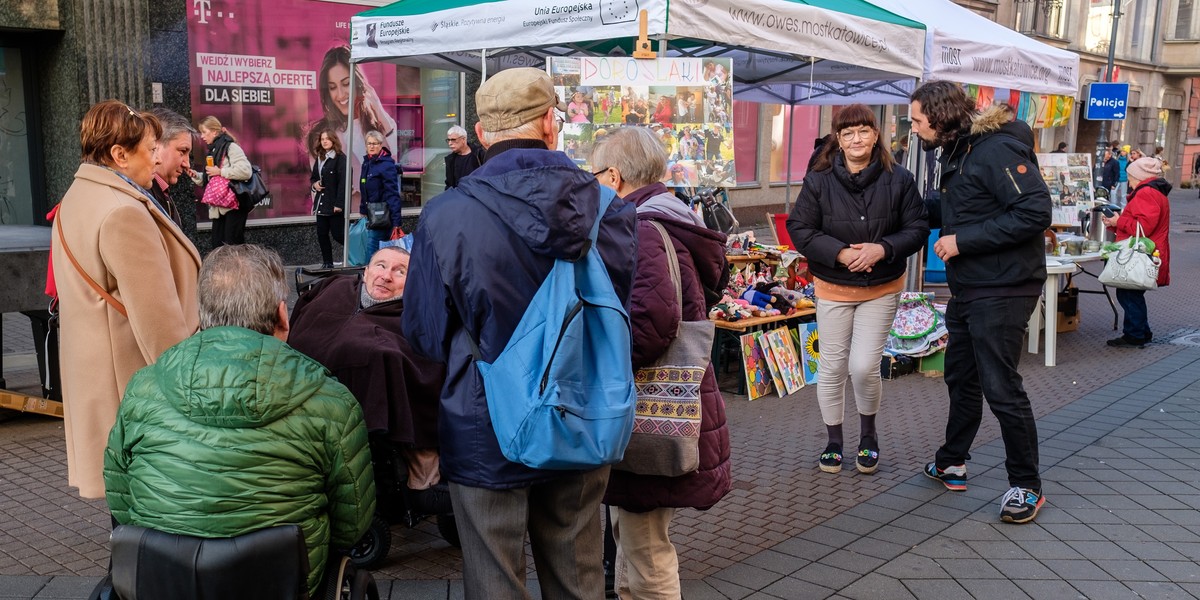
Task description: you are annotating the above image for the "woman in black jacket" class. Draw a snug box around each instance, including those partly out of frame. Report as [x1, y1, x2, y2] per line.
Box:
[787, 104, 929, 476]
[310, 129, 347, 268]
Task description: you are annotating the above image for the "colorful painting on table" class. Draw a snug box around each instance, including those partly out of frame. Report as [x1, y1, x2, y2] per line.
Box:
[757, 332, 787, 397]
[763, 327, 803, 395]
[740, 332, 774, 401]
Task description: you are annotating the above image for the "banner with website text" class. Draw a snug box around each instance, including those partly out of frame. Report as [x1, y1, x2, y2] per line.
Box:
[553, 56, 736, 189]
[188, 0, 438, 220]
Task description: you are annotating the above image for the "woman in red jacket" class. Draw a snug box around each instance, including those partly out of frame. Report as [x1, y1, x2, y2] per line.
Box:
[1101, 157, 1171, 348]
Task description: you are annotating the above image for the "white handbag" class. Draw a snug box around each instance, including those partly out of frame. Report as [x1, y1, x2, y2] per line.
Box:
[1098, 221, 1160, 290]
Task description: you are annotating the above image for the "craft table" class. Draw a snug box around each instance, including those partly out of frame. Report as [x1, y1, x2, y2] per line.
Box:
[1054, 252, 1119, 330]
[725, 253, 781, 266]
[711, 308, 816, 394]
[1028, 261, 1078, 367]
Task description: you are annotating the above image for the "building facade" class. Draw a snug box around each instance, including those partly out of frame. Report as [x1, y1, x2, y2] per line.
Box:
[2, 0, 1198, 265]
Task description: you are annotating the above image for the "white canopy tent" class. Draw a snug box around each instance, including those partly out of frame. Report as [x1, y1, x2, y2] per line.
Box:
[350, 0, 926, 82]
[736, 0, 1081, 105]
[341, 0, 929, 264]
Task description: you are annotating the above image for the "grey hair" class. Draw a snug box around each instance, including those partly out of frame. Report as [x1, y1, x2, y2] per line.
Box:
[370, 246, 409, 261]
[447, 125, 468, 140]
[365, 129, 387, 146]
[198, 244, 288, 335]
[590, 126, 668, 188]
[480, 120, 543, 147]
[150, 108, 195, 145]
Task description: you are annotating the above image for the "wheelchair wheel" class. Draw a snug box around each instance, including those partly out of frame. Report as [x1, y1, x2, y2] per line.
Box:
[322, 556, 380, 600]
[436, 513, 461, 548]
[348, 514, 391, 569]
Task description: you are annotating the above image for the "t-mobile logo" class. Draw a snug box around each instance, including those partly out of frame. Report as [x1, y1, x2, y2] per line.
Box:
[193, 0, 211, 24]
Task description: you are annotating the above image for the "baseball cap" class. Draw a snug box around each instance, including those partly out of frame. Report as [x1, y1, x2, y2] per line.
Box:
[476, 68, 568, 132]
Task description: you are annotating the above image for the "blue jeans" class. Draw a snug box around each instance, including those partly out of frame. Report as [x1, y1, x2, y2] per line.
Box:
[937, 295, 1041, 490]
[366, 227, 391, 257]
[1115, 288, 1151, 341]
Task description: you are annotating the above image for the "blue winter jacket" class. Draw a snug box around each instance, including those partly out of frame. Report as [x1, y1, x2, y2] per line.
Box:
[359, 147, 402, 227]
[402, 141, 638, 489]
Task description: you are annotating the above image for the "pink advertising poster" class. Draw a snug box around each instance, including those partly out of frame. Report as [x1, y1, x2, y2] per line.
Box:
[188, 0, 421, 220]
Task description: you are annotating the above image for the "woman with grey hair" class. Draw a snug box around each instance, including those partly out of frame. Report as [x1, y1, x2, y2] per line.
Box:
[595, 126, 732, 599]
[443, 125, 484, 190]
[359, 129, 403, 255]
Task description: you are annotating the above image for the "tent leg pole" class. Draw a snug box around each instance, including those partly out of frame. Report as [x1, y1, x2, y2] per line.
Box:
[784, 105, 796, 214]
[343, 67, 357, 268]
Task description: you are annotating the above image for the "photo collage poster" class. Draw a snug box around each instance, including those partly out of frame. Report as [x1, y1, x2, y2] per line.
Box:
[1036, 153, 1095, 226]
[549, 56, 736, 188]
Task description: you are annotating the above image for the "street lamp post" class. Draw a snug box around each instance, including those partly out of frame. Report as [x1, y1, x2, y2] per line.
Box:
[1095, 0, 1122, 193]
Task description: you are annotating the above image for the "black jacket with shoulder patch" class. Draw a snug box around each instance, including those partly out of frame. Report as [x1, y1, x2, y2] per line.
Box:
[930, 105, 1052, 298]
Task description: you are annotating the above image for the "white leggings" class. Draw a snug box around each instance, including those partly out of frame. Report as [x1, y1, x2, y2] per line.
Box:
[815, 292, 901, 426]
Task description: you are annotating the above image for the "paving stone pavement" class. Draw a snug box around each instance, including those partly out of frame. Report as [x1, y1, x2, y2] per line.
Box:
[3, 189, 1200, 598]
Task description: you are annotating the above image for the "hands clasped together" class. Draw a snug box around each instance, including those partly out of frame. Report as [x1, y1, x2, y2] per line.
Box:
[837, 242, 887, 273]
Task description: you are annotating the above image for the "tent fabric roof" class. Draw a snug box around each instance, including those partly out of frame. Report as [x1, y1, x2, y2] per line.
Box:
[869, 0, 1079, 96]
[350, 0, 927, 83]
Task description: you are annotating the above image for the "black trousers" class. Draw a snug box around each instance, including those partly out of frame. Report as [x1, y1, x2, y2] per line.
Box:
[936, 295, 1042, 490]
[210, 209, 249, 247]
[315, 213, 345, 264]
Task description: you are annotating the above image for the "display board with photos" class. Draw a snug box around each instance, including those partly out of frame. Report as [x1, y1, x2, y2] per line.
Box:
[1035, 153, 1094, 226]
[549, 56, 736, 188]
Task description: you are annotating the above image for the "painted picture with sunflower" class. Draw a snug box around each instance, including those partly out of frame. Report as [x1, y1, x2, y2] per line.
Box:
[796, 322, 820, 385]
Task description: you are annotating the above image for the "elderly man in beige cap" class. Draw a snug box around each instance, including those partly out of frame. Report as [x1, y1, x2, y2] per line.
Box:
[402, 67, 638, 600]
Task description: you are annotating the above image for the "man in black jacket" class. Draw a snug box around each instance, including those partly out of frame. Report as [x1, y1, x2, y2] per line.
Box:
[910, 82, 1052, 525]
[1101, 149, 1120, 192]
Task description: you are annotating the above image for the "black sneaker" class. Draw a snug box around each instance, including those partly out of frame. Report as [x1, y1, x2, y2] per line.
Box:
[999, 487, 1045, 524]
[407, 482, 452, 515]
[1107, 335, 1148, 348]
[923, 462, 967, 491]
[856, 436, 879, 474]
[819, 443, 842, 473]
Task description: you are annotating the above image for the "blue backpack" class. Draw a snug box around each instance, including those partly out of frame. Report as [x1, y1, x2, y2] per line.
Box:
[471, 187, 636, 470]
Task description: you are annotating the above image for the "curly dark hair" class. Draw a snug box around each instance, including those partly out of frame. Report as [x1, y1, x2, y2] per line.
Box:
[910, 81, 976, 150]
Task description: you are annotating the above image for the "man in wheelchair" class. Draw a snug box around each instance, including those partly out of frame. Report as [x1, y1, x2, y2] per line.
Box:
[103, 244, 376, 598]
[289, 245, 449, 518]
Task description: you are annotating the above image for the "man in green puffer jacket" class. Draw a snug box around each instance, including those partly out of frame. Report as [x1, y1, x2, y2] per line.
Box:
[104, 244, 375, 597]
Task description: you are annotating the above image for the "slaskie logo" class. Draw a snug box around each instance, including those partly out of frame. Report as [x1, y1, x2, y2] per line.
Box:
[431, 21, 439, 32]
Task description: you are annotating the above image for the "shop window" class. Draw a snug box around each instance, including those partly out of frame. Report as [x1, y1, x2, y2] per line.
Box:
[769, 105, 821, 185]
[1175, 0, 1200, 39]
[1015, 0, 1069, 39]
[0, 47, 34, 225]
[732, 100, 759, 185]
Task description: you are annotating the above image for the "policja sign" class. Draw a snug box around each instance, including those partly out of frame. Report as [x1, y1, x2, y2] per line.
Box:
[1084, 82, 1130, 120]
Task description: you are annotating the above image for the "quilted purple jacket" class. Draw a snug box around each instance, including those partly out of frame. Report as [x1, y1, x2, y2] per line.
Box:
[604, 183, 732, 512]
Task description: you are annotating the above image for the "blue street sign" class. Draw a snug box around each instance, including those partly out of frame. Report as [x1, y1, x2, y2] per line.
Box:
[1084, 83, 1130, 121]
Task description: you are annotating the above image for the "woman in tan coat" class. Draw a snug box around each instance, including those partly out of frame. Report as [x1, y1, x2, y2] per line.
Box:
[51, 100, 201, 499]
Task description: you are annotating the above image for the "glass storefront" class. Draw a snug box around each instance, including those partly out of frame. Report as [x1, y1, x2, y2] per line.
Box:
[0, 47, 33, 225]
[186, 0, 460, 223]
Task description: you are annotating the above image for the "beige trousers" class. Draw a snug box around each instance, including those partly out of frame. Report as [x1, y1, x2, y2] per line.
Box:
[815, 292, 901, 426]
[610, 506, 680, 600]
